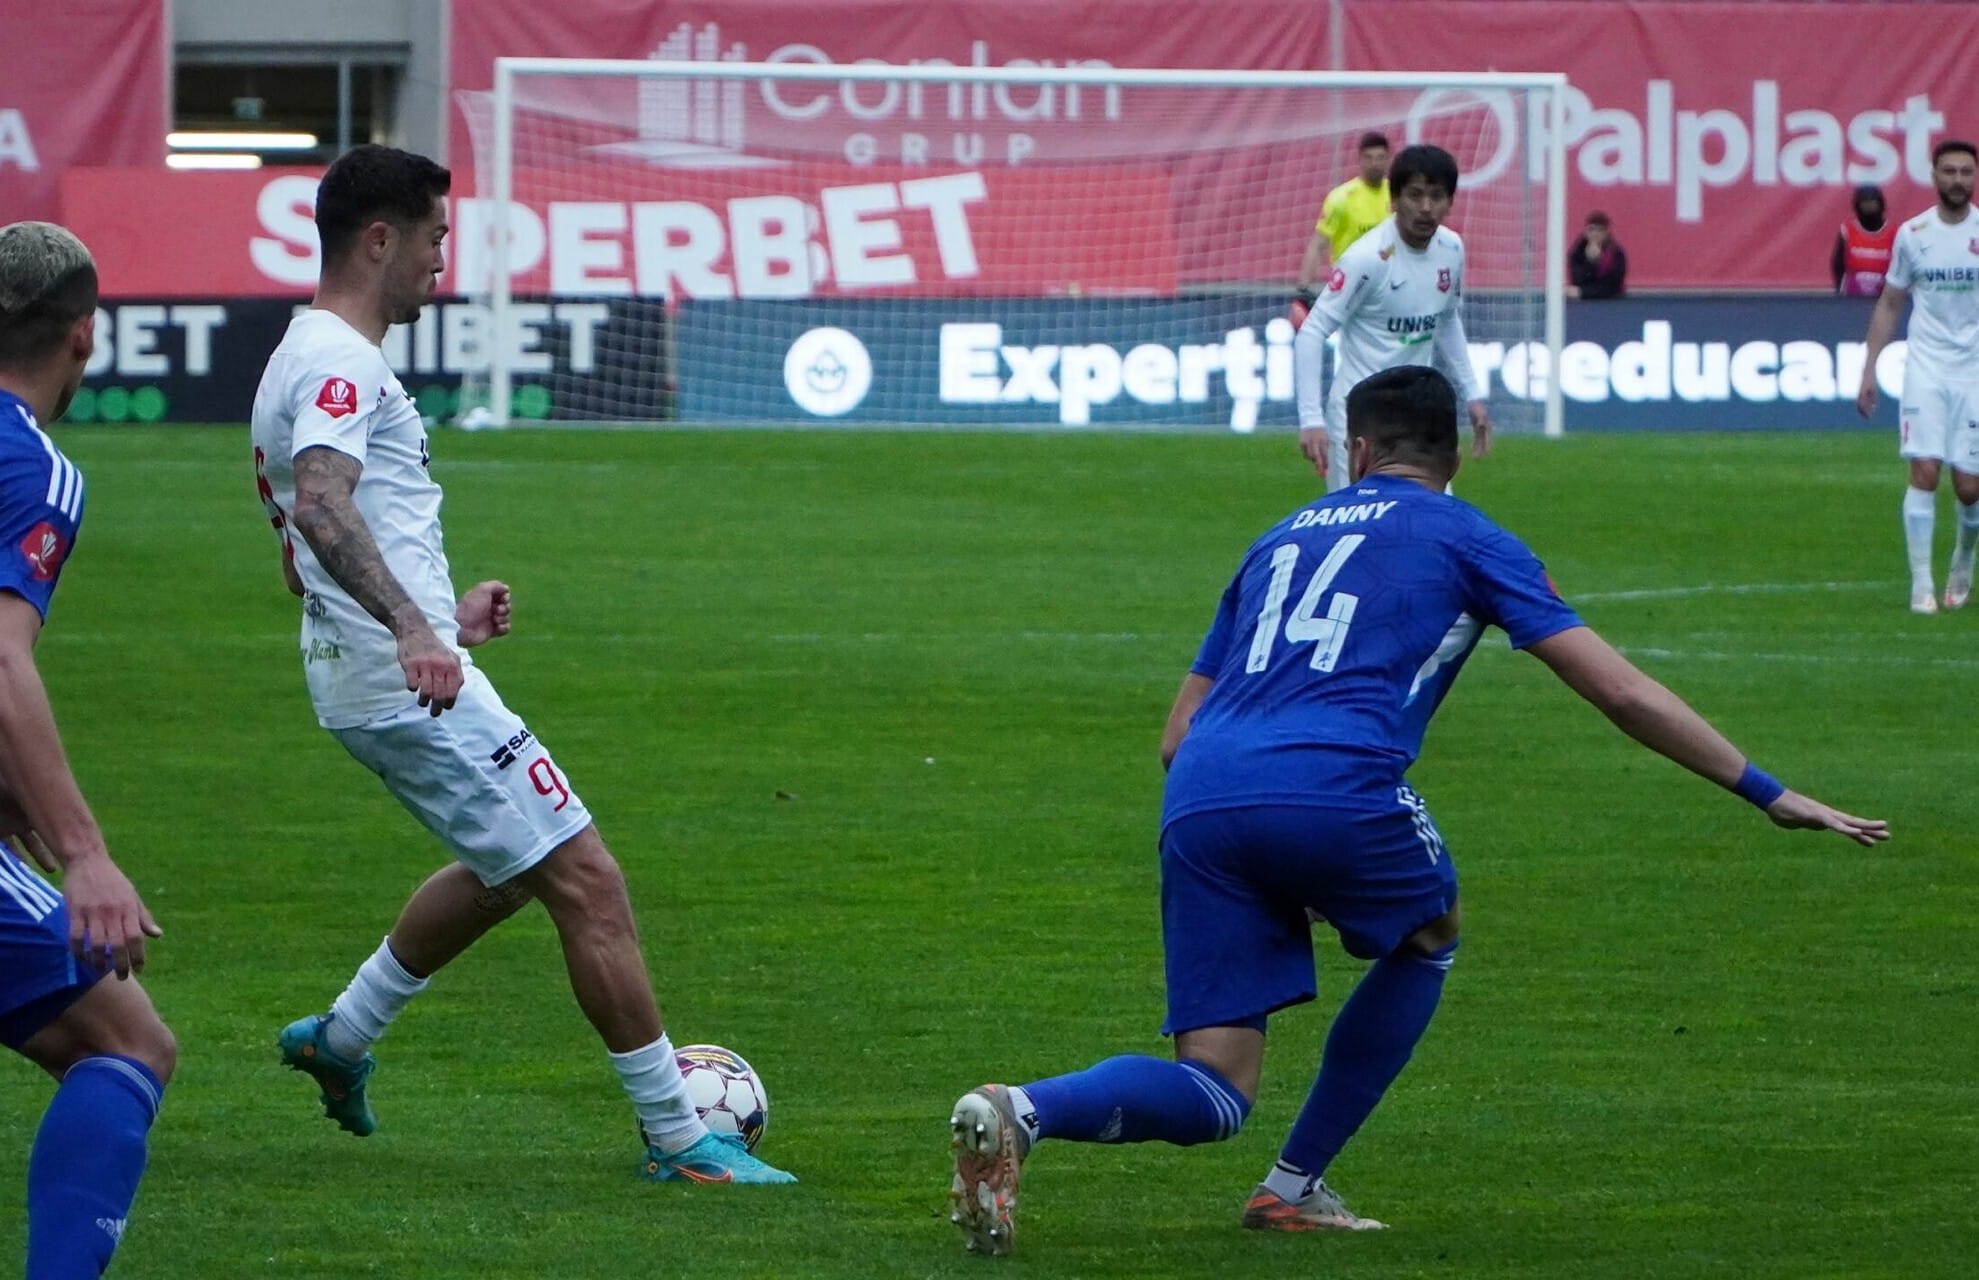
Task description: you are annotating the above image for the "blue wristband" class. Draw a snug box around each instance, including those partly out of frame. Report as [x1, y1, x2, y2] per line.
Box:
[1731, 762, 1785, 809]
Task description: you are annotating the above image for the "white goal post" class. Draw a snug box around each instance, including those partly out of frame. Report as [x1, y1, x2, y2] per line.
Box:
[464, 59, 1568, 434]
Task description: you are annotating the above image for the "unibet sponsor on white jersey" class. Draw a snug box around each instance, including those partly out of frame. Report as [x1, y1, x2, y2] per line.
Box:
[250, 310, 469, 729]
[1295, 217, 1476, 432]
[1886, 205, 1979, 381]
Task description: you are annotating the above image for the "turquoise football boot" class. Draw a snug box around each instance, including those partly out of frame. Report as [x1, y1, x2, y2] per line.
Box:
[642, 1131, 797, 1185]
[277, 1012, 377, 1137]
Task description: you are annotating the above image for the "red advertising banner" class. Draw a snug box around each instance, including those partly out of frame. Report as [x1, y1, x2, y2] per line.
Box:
[0, 0, 167, 225]
[1347, 1, 1979, 288]
[61, 165, 1180, 299]
[447, 0, 1979, 292]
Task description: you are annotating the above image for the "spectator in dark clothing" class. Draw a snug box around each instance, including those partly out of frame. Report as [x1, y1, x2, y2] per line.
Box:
[1568, 211, 1627, 299]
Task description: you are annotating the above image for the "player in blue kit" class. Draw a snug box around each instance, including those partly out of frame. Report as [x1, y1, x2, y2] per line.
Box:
[946, 365, 1886, 1255]
[0, 222, 175, 1279]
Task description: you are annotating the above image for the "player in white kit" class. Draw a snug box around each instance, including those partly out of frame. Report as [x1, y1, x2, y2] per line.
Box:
[250, 146, 792, 1185]
[1294, 145, 1493, 491]
[1857, 138, 1979, 614]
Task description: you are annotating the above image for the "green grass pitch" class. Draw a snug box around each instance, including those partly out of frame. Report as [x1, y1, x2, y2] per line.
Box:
[2, 426, 1974, 1278]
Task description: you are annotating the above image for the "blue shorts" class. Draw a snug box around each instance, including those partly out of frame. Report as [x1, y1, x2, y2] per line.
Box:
[1159, 790, 1457, 1036]
[0, 846, 99, 1050]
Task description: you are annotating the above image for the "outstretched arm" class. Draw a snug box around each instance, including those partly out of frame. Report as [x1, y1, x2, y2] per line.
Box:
[0, 594, 159, 975]
[1526, 626, 1887, 844]
[290, 445, 462, 714]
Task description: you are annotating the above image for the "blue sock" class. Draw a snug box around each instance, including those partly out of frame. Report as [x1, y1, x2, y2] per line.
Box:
[1278, 943, 1454, 1180]
[1022, 1055, 1248, 1146]
[27, 1055, 163, 1279]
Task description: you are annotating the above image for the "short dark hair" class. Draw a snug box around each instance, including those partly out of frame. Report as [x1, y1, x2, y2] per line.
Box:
[1932, 138, 1978, 167]
[1584, 210, 1611, 228]
[1387, 144, 1460, 198]
[315, 145, 452, 264]
[1345, 366, 1459, 472]
[1357, 131, 1390, 153]
[0, 222, 98, 370]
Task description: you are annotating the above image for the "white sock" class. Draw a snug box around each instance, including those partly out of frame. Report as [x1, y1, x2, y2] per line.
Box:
[1954, 500, 1979, 573]
[1904, 487, 1937, 594]
[1263, 1158, 1320, 1201]
[611, 1034, 707, 1155]
[326, 937, 428, 1060]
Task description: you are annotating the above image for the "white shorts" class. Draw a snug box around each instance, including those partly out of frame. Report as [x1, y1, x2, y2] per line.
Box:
[331, 667, 593, 885]
[1898, 369, 1979, 469]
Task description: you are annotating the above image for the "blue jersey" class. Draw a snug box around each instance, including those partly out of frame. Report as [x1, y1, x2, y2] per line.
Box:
[1163, 473, 1581, 824]
[0, 389, 93, 1041]
[0, 389, 84, 619]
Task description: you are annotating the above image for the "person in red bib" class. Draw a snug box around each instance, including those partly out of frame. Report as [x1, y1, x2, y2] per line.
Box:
[1833, 184, 1896, 297]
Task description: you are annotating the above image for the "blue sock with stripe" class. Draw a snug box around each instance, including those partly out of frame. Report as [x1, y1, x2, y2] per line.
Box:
[27, 1055, 163, 1279]
[1275, 942, 1455, 1185]
[1020, 1055, 1248, 1147]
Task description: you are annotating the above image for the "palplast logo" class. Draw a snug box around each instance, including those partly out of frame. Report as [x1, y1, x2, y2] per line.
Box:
[784, 327, 873, 416]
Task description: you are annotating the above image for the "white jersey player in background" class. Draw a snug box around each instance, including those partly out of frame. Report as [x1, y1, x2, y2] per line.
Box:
[1857, 138, 1979, 614]
[250, 145, 793, 1185]
[1294, 144, 1493, 491]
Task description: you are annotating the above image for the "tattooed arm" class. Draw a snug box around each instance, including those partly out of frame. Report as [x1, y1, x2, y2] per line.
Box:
[289, 445, 463, 715]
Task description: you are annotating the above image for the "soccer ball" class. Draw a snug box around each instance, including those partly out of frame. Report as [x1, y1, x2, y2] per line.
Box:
[675, 1043, 769, 1152]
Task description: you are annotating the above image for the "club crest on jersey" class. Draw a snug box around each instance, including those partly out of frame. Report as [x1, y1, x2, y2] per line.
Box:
[1327, 268, 1347, 293]
[19, 522, 67, 581]
[316, 377, 358, 418]
[1437, 268, 1452, 293]
[1969, 238, 1979, 255]
[1378, 246, 1395, 261]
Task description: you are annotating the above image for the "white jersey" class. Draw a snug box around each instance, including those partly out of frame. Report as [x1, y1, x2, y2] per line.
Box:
[251, 309, 468, 729]
[1295, 216, 1478, 430]
[1887, 205, 1979, 381]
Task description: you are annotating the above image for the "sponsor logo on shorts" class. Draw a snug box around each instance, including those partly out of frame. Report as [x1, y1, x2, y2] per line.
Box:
[489, 728, 536, 770]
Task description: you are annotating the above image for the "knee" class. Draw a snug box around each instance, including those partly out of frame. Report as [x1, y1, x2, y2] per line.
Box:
[1402, 906, 1461, 957]
[83, 1008, 176, 1085]
[1178, 1058, 1253, 1142]
[134, 1017, 178, 1086]
[528, 835, 632, 925]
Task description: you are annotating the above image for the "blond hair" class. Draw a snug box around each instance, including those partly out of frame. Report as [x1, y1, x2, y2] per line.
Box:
[0, 222, 97, 367]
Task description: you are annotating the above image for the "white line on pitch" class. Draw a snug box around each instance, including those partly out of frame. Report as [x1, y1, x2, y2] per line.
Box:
[1575, 580, 1897, 604]
[1618, 645, 1979, 671]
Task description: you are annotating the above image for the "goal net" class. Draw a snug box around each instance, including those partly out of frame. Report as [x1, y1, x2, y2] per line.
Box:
[458, 60, 1566, 433]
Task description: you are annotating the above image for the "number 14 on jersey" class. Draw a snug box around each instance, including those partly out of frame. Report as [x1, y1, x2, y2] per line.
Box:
[1245, 535, 1365, 674]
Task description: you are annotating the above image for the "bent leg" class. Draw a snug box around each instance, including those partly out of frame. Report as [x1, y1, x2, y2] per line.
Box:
[315, 866, 534, 1061]
[1017, 1039, 1257, 1149]
[518, 826, 714, 1160]
[17, 979, 173, 1279]
[388, 862, 533, 977]
[1275, 905, 1459, 1188]
[517, 825, 661, 1052]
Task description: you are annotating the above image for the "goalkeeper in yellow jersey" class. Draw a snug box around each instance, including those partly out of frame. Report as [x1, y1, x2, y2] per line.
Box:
[1292, 131, 1391, 325]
